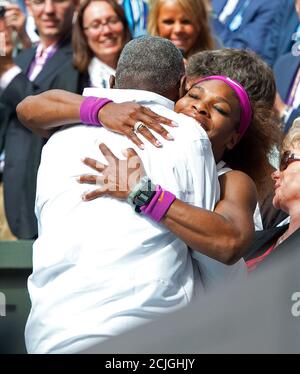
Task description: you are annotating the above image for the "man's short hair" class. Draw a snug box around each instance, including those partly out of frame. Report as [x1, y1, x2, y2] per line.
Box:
[115, 36, 184, 97]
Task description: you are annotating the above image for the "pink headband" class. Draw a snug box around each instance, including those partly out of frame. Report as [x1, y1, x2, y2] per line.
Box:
[194, 75, 252, 137]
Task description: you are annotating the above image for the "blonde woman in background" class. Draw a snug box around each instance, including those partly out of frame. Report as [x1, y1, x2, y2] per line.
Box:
[147, 0, 214, 58]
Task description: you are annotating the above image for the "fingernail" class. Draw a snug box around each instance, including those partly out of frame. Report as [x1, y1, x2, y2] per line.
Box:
[166, 133, 174, 140]
[171, 121, 179, 127]
[139, 143, 145, 150]
[156, 141, 163, 147]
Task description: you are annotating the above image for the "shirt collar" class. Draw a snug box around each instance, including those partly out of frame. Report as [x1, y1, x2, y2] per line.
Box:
[35, 42, 58, 59]
[82, 87, 175, 110]
[89, 57, 116, 75]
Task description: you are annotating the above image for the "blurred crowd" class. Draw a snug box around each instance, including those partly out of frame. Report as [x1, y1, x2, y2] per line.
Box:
[0, 0, 300, 266]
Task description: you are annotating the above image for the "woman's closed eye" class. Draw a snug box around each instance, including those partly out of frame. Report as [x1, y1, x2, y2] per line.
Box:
[214, 105, 229, 116]
[188, 93, 200, 100]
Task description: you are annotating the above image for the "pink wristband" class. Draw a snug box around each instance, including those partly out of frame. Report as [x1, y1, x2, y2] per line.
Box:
[141, 185, 176, 222]
[79, 97, 113, 126]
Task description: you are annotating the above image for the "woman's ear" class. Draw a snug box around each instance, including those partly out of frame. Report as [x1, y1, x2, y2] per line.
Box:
[179, 75, 187, 98]
[226, 131, 241, 150]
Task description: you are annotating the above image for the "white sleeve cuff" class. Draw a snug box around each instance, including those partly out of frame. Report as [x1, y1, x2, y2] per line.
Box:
[0, 65, 22, 90]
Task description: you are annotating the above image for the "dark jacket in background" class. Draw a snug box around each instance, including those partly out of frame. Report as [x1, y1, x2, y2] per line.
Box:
[0, 38, 87, 239]
[0, 102, 9, 156]
[245, 226, 300, 274]
[212, 0, 281, 62]
[244, 224, 289, 262]
[274, 52, 300, 132]
[263, 0, 299, 67]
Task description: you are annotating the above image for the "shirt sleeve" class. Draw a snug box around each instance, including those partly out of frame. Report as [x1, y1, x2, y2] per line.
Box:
[0, 65, 22, 90]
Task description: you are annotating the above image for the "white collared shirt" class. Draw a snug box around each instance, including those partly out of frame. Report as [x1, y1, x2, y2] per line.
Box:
[88, 57, 116, 88]
[25, 89, 236, 353]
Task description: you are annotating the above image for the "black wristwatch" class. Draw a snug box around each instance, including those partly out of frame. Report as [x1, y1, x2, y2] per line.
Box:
[127, 177, 156, 213]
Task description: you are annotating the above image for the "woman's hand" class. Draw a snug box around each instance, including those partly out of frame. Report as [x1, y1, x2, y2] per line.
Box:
[77, 143, 146, 201]
[99, 102, 177, 149]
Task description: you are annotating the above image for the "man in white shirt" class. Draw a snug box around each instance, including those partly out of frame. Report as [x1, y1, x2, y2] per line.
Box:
[25, 36, 227, 354]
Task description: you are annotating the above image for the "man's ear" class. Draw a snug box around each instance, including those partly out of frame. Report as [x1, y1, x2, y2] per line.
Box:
[109, 75, 116, 88]
[179, 75, 187, 98]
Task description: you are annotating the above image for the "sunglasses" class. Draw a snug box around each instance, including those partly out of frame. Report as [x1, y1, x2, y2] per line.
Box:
[279, 151, 300, 171]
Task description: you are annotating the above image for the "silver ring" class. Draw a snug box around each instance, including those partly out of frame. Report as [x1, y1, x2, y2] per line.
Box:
[133, 121, 145, 134]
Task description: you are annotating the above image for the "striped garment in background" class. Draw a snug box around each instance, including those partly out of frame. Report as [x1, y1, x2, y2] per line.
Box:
[121, 0, 149, 38]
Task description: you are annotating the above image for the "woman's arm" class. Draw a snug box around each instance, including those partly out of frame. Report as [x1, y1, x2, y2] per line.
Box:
[161, 171, 256, 264]
[17, 90, 83, 138]
[16, 89, 176, 146]
[78, 145, 257, 265]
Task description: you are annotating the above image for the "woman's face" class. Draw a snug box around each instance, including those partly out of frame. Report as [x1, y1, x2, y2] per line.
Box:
[272, 143, 300, 213]
[83, 1, 125, 65]
[157, 0, 199, 55]
[175, 80, 241, 161]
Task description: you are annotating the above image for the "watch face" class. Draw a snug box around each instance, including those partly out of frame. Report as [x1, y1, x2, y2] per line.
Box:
[140, 192, 149, 200]
[132, 178, 156, 211]
[134, 189, 156, 207]
[134, 191, 151, 206]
